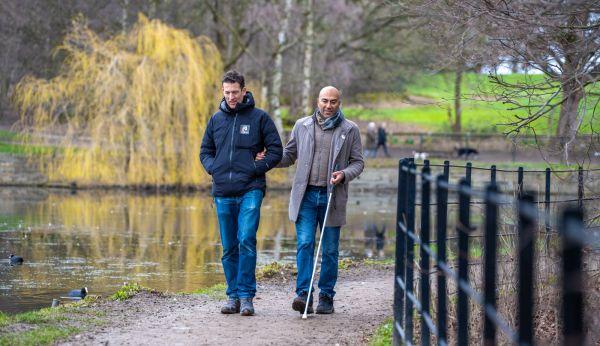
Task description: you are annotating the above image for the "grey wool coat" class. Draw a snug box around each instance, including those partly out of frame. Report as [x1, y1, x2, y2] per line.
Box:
[278, 115, 365, 227]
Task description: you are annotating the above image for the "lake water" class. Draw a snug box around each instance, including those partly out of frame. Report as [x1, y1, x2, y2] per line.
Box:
[0, 187, 396, 314]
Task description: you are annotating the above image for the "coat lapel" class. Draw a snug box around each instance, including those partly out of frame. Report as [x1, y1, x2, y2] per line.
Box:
[302, 117, 316, 169]
[302, 117, 314, 141]
[331, 122, 349, 164]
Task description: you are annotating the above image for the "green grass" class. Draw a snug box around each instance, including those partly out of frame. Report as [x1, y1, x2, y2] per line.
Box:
[338, 258, 358, 270]
[345, 98, 527, 134]
[345, 72, 600, 135]
[12, 309, 67, 324]
[191, 283, 227, 300]
[0, 312, 9, 327]
[363, 258, 395, 266]
[361, 156, 583, 171]
[369, 318, 393, 346]
[0, 326, 81, 346]
[0, 302, 101, 346]
[0, 129, 62, 155]
[0, 142, 58, 155]
[256, 262, 292, 280]
[110, 283, 143, 301]
[404, 72, 548, 100]
[0, 129, 18, 141]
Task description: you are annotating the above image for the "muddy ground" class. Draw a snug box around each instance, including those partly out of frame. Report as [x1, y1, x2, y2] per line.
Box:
[57, 264, 393, 346]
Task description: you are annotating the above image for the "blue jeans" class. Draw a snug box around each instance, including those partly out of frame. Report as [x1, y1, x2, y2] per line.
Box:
[215, 189, 264, 298]
[295, 186, 341, 298]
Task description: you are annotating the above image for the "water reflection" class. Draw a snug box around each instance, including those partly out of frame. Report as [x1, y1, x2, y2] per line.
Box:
[0, 187, 396, 314]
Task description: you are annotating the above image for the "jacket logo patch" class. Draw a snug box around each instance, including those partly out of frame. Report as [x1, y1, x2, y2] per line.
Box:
[240, 125, 250, 134]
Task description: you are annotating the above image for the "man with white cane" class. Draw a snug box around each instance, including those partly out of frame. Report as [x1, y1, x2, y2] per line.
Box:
[259, 86, 364, 315]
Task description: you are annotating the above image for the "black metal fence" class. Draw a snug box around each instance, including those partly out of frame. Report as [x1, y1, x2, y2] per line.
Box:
[393, 158, 591, 345]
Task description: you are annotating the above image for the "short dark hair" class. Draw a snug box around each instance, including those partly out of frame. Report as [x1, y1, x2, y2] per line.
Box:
[222, 70, 245, 89]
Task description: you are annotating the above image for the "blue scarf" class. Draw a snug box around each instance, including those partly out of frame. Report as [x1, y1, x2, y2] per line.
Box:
[315, 109, 344, 130]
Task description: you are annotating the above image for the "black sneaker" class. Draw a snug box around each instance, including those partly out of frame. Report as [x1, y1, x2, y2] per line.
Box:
[240, 297, 254, 316]
[292, 292, 313, 314]
[316, 294, 334, 314]
[220, 297, 240, 314]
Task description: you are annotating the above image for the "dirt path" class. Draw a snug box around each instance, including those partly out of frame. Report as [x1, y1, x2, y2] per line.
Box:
[58, 265, 394, 346]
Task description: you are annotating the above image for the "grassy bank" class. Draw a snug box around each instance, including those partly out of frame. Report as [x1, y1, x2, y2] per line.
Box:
[369, 319, 393, 346]
[345, 72, 599, 135]
[0, 298, 104, 346]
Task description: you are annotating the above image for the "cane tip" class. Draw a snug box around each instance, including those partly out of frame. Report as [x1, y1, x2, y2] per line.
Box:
[302, 314, 307, 319]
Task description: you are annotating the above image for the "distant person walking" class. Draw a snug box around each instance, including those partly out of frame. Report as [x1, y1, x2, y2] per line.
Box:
[258, 86, 364, 315]
[365, 122, 377, 158]
[200, 70, 283, 316]
[376, 122, 391, 157]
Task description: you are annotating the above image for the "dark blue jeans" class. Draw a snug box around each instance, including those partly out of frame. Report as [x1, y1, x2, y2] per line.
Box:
[295, 186, 341, 298]
[215, 189, 264, 298]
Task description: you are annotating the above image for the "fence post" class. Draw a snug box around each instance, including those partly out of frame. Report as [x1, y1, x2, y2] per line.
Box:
[457, 178, 471, 346]
[517, 167, 524, 199]
[405, 162, 417, 343]
[518, 193, 536, 346]
[393, 159, 408, 346]
[466, 162, 472, 186]
[483, 184, 499, 346]
[578, 166, 583, 209]
[444, 160, 450, 178]
[545, 168, 551, 233]
[436, 174, 449, 345]
[420, 163, 431, 346]
[511, 140, 517, 162]
[490, 165, 496, 185]
[561, 208, 584, 346]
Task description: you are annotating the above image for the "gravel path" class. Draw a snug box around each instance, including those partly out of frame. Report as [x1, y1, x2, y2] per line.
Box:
[58, 265, 394, 346]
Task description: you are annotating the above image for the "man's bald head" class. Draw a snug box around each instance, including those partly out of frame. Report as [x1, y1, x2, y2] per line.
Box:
[317, 86, 341, 118]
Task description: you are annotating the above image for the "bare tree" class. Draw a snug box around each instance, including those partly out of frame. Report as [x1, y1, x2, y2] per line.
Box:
[269, 0, 295, 139]
[300, 0, 314, 116]
[462, 0, 600, 161]
[395, 0, 493, 133]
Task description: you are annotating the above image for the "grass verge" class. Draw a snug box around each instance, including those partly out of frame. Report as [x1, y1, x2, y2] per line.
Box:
[110, 282, 145, 301]
[0, 142, 58, 155]
[191, 283, 227, 300]
[0, 299, 102, 346]
[369, 318, 393, 346]
[0, 326, 81, 346]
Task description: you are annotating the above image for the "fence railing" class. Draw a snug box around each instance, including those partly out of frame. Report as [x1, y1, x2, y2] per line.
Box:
[393, 158, 587, 346]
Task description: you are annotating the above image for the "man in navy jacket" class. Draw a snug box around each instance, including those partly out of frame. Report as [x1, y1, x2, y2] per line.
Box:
[200, 70, 282, 316]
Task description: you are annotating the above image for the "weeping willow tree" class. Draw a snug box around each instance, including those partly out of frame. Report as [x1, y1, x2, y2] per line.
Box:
[13, 15, 222, 187]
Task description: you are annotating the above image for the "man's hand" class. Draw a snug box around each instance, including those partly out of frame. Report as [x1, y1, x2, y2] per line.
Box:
[255, 151, 266, 160]
[330, 170, 345, 185]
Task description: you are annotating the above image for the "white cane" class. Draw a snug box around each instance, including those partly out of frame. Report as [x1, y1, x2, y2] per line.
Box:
[302, 185, 335, 319]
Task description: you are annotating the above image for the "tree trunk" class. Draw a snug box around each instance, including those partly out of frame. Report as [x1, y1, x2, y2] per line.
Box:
[300, 0, 314, 117]
[269, 0, 293, 140]
[453, 67, 463, 133]
[557, 82, 583, 163]
[511, 58, 519, 73]
[148, 0, 157, 18]
[121, 0, 129, 34]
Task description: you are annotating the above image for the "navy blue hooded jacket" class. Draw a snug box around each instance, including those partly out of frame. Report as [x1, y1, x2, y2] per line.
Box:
[200, 92, 283, 197]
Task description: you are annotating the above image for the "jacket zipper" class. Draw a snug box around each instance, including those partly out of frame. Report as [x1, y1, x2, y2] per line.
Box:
[229, 113, 238, 181]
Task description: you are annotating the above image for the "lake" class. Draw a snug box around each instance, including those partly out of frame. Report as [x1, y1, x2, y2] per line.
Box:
[0, 187, 396, 314]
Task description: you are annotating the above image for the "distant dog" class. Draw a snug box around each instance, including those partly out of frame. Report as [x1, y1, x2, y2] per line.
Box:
[455, 147, 479, 159]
